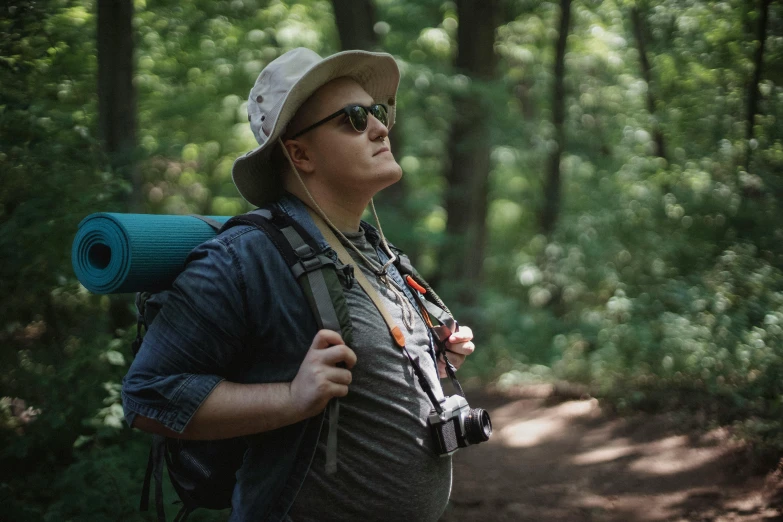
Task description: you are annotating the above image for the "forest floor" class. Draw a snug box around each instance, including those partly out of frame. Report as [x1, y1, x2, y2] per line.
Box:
[442, 385, 783, 522]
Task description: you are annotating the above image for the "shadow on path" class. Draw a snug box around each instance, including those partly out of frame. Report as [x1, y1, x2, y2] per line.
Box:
[443, 387, 783, 521]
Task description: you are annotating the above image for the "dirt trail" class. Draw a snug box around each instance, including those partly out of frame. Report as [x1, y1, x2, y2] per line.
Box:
[443, 388, 783, 521]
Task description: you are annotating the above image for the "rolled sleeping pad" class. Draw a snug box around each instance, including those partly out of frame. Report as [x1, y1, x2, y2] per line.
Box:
[72, 213, 231, 294]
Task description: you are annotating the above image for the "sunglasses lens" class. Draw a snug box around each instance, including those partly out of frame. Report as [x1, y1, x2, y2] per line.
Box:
[344, 104, 389, 132]
[370, 104, 389, 127]
[347, 105, 368, 132]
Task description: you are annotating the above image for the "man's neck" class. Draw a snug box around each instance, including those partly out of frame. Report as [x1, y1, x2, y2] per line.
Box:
[287, 183, 369, 233]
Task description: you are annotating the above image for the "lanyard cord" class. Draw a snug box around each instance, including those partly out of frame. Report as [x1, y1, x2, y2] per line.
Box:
[278, 140, 398, 277]
[278, 138, 414, 329]
[278, 138, 459, 412]
[407, 290, 466, 398]
[309, 208, 405, 346]
[400, 345, 444, 414]
[308, 209, 444, 413]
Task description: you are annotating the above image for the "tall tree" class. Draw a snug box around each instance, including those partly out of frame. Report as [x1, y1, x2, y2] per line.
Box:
[97, 0, 141, 210]
[540, 0, 572, 236]
[441, 0, 499, 305]
[331, 0, 378, 51]
[98, 0, 139, 331]
[746, 0, 771, 170]
[331, 1, 407, 216]
[630, 3, 666, 161]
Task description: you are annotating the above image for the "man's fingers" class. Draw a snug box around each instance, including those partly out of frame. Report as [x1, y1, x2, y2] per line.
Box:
[446, 341, 474, 356]
[331, 383, 350, 398]
[323, 367, 353, 386]
[438, 350, 466, 377]
[312, 329, 345, 350]
[310, 330, 357, 368]
[448, 326, 473, 344]
[313, 378, 350, 401]
[318, 344, 357, 369]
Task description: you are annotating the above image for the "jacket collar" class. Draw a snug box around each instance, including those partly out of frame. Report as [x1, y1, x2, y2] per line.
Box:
[274, 192, 383, 251]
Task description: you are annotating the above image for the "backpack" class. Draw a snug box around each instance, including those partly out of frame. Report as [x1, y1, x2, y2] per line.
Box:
[130, 208, 450, 522]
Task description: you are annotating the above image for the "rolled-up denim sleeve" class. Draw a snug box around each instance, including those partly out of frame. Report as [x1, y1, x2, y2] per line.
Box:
[122, 237, 248, 433]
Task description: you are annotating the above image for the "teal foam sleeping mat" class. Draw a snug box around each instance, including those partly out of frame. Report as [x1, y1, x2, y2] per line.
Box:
[72, 213, 230, 294]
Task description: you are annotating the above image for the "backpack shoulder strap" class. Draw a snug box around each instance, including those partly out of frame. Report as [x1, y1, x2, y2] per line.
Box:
[139, 435, 167, 522]
[222, 208, 352, 474]
[188, 214, 224, 231]
[222, 209, 354, 344]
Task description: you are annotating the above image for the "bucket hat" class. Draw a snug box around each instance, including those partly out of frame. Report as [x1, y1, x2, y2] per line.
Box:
[231, 47, 400, 208]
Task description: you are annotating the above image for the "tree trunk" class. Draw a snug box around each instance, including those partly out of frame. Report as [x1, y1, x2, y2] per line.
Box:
[440, 0, 498, 306]
[514, 78, 536, 120]
[331, 0, 378, 51]
[540, 0, 571, 236]
[97, 0, 141, 211]
[746, 0, 771, 170]
[331, 1, 406, 216]
[631, 5, 666, 161]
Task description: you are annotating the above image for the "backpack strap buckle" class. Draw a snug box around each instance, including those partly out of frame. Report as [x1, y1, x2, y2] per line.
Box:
[293, 243, 315, 258]
[291, 253, 334, 279]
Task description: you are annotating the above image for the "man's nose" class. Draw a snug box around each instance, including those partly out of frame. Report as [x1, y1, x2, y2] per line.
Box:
[367, 112, 389, 141]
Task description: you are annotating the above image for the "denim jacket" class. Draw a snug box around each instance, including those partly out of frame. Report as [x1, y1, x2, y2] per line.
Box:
[121, 194, 433, 521]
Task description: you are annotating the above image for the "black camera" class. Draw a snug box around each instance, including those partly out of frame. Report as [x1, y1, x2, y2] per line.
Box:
[429, 394, 492, 456]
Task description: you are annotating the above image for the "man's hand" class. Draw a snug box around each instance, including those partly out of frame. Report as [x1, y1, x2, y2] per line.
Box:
[437, 325, 474, 378]
[289, 329, 357, 419]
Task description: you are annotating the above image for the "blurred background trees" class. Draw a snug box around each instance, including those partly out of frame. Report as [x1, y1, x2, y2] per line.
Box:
[2, 0, 783, 517]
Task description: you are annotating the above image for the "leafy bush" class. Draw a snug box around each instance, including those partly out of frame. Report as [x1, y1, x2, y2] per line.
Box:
[4, 0, 783, 517]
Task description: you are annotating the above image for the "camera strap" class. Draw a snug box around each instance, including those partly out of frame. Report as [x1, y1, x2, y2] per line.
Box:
[405, 289, 466, 398]
[309, 210, 449, 415]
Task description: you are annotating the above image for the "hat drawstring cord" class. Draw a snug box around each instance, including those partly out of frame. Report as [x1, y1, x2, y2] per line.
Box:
[276, 138, 398, 278]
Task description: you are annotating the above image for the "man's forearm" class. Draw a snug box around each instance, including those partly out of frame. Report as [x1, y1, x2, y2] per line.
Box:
[132, 380, 307, 440]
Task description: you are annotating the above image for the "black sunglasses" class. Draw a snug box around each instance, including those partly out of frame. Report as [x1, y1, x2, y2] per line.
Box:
[290, 103, 389, 139]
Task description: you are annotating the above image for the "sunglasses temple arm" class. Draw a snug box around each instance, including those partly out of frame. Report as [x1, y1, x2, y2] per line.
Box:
[290, 108, 345, 139]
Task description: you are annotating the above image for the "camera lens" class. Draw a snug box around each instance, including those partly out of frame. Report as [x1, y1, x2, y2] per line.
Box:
[464, 408, 492, 444]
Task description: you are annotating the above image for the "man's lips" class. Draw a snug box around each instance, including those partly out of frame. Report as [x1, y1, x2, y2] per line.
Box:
[373, 147, 390, 156]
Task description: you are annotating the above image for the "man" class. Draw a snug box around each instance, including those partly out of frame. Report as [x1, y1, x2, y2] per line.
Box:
[122, 47, 475, 521]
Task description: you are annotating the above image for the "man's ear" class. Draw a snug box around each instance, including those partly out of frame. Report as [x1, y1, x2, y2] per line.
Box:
[281, 138, 315, 175]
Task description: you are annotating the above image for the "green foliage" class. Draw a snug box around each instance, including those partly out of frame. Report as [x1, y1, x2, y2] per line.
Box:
[134, 0, 339, 217]
[1, 0, 142, 517]
[4, 0, 783, 516]
[482, 0, 783, 461]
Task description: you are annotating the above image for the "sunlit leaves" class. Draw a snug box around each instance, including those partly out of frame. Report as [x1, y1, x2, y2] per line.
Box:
[4, 1, 783, 514]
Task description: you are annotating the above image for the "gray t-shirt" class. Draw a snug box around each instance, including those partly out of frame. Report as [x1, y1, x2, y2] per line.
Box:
[287, 228, 452, 521]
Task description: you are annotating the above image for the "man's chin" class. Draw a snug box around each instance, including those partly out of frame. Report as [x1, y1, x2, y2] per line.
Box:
[379, 164, 403, 188]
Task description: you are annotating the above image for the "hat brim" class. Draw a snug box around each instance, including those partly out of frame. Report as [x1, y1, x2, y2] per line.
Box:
[232, 50, 400, 208]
